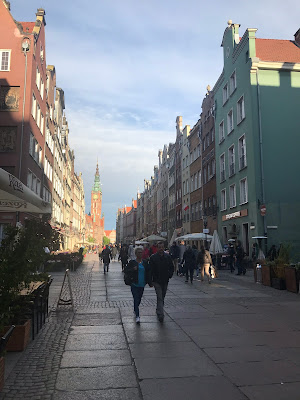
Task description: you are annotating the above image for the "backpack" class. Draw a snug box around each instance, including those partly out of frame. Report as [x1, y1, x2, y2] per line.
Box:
[124, 273, 134, 286]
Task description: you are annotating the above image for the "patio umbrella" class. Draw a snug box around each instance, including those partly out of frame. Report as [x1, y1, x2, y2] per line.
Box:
[135, 240, 149, 245]
[142, 234, 166, 242]
[209, 230, 223, 255]
[0, 168, 51, 214]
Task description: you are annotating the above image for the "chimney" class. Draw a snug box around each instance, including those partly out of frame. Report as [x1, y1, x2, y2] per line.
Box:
[35, 8, 46, 26]
[294, 29, 300, 47]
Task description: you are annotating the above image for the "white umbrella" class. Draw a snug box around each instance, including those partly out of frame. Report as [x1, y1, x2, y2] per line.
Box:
[209, 230, 223, 255]
[135, 240, 148, 245]
[142, 234, 166, 242]
[0, 168, 51, 214]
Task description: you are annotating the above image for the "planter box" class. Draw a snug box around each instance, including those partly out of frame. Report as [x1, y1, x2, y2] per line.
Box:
[4, 320, 31, 352]
[285, 266, 299, 293]
[0, 356, 4, 391]
[271, 277, 286, 290]
[262, 264, 271, 286]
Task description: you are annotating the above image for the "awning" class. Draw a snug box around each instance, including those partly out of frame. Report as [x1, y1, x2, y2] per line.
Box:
[0, 168, 51, 214]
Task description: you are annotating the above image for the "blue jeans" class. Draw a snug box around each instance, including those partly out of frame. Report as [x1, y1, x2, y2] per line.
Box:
[131, 285, 144, 317]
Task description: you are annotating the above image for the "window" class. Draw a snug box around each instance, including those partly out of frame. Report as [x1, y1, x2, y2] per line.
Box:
[220, 153, 226, 182]
[203, 167, 207, 184]
[211, 128, 214, 143]
[194, 172, 198, 190]
[221, 189, 226, 211]
[230, 71, 236, 94]
[240, 177, 248, 204]
[40, 113, 44, 135]
[0, 50, 11, 71]
[40, 79, 44, 99]
[228, 145, 235, 177]
[197, 144, 201, 157]
[227, 109, 234, 134]
[219, 120, 225, 143]
[199, 201, 202, 219]
[186, 179, 189, 194]
[191, 175, 194, 192]
[31, 94, 37, 120]
[229, 184, 236, 208]
[36, 67, 41, 90]
[239, 135, 247, 170]
[207, 133, 210, 147]
[237, 95, 245, 124]
[198, 170, 202, 188]
[223, 83, 229, 104]
[36, 104, 41, 128]
[207, 163, 211, 180]
[211, 159, 216, 177]
[27, 170, 33, 189]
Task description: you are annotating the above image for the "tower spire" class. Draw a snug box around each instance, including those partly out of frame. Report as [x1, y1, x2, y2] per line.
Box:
[92, 160, 101, 192]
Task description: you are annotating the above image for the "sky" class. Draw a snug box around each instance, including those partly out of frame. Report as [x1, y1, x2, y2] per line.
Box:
[11, 0, 299, 229]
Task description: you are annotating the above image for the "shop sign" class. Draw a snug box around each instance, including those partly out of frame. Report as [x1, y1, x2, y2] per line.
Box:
[225, 211, 241, 220]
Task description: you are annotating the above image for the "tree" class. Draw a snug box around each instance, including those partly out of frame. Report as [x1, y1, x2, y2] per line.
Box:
[103, 236, 110, 246]
[87, 236, 96, 243]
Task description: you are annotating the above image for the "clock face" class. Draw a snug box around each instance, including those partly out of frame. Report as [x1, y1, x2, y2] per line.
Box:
[93, 194, 98, 200]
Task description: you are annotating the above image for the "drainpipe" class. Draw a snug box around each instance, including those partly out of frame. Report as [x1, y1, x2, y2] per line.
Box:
[19, 44, 28, 179]
[256, 69, 267, 239]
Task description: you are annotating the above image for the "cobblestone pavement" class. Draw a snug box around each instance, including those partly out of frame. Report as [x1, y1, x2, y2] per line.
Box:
[2, 254, 300, 400]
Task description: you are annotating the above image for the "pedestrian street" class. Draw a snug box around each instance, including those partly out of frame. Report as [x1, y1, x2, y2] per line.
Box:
[2, 253, 300, 400]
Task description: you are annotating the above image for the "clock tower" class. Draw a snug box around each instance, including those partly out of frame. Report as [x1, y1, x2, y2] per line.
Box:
[88, 162, 105, 246]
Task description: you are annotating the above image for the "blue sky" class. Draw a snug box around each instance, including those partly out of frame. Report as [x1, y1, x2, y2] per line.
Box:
[12, 0, 299, 229]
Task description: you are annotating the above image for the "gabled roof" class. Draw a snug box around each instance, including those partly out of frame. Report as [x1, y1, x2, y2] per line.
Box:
[256, 38, 300, 63]
[132, 200, 137, 208]
[19, 22, 35, 33]
[124, 207, 132, 214]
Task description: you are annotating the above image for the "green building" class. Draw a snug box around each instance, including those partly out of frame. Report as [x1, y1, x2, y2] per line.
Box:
[214, 21, 300, 260]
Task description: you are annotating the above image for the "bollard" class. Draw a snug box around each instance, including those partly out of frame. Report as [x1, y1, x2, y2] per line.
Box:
[256, 263, 262, 284]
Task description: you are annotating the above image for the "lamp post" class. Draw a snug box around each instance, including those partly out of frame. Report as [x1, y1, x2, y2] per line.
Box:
[82, 227, 86, 247]
[203, 214, 208, 249]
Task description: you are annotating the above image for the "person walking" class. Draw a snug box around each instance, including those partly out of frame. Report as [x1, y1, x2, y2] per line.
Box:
[170, 241, 180, 276]
[119, 244, 128, 271]
[142, 243, 150, 260]
[128, 243, 136, 261]
[228, 244, 236, 273]
[101, 246, 112, 274]
[182, 245, 196, 283]
[178, 240, 186, 276]
[235, 241, 245, 275]
[149, 241, 174, 322]
[111, 245, 118, 260]
[192, 244, 199, 278]
[198, 245, 213, 283]
[125, 247, 152, 324]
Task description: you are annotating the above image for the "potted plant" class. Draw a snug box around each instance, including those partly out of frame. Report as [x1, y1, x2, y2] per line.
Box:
[270, 243, 291, 290]
[285, 263, 300, 293]
[0, 217, 60, 351]
[261, 261, 272, 286]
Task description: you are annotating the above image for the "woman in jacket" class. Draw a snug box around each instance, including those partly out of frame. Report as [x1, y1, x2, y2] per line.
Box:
[125, 247, 152, 324]
[198, 245, 213, 283]
[182, 245, 196, 284]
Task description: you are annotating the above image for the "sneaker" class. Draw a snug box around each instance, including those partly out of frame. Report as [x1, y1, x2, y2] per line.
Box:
[185, 280, 188, 283]
[190, 280, 193, 284]
[158, 316, 164, 322]
[196, 275, 199, 278]
[136, 316, 140, 324]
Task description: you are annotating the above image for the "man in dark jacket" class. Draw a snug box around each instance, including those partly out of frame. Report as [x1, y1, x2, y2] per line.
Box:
[183, 246, 196, 283]
[170, 241, 180, 276]
[149, 241, 174, 322]
[102, 246, 112, 274]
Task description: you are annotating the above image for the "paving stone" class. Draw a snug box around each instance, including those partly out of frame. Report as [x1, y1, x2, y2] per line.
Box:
[65, 333, 127, 350]
[240, 382, 300, 400]
[204, 345, 277, 363]
[129, 341, 203, 359]
[52, 388, 141, 400]
[61, 349, 132, 367]
[56, 366, 137, 390]
[135, 354, 222, 379]
[125, 328, 191, 343]
[140, 376, 248, 400]
[69, 325, 124, 334]
[219, 359, 300, 386]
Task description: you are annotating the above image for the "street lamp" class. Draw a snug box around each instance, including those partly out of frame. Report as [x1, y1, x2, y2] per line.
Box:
[203, 214, 208, 248]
